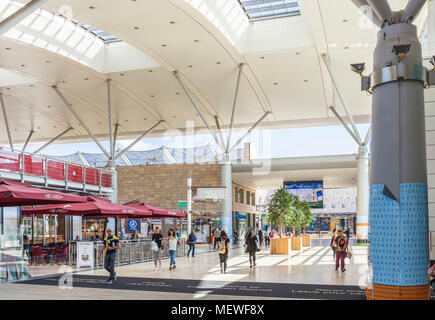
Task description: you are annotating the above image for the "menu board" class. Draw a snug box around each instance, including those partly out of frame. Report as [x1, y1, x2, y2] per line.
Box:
[77, 242, 94, 268]
[283, 181, 323, 208]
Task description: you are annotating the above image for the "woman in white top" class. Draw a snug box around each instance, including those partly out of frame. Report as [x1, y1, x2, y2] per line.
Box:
[168, 229, 177, 270]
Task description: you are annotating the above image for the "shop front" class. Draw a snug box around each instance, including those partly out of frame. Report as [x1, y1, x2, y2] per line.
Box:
[234, 213, 247, 241]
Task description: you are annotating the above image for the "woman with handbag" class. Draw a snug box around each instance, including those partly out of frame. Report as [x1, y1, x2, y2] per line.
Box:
[245, 229, 259, 268]
[334, 229, 349, 272]
[151, 227, 163, 271]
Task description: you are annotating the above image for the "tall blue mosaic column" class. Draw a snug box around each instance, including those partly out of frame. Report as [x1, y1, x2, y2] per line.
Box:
[368, 21, 430, 299]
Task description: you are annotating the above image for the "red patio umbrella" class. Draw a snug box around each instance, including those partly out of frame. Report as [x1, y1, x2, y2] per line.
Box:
[0, 179, 87, 207]
[126, 200, 186, 218]
[21, 196, 152, 217]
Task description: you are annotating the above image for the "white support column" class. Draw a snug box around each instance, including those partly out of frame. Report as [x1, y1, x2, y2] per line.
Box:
[187, 176, 192, 235]
[107, 159, 117, 203]
[356, 144, 369, 245]
[221, 154, 233, 242]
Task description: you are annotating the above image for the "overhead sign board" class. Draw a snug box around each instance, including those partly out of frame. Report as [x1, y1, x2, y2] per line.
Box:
[178, 201, 187, 208]
[283, 181, 323, 208]
[196, 187, 227, 199]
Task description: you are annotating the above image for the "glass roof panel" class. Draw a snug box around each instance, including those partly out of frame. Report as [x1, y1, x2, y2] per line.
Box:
[238, 0, 300, 21]
[72, 20, 121, 44]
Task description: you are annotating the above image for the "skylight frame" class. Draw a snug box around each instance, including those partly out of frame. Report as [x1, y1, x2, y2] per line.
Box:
[238, 0, 301, 22]
[72, 20, 122, 44]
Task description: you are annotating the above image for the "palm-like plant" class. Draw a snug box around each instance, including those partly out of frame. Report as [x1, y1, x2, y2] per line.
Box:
[267, 187, 294, 238]
[299, 200, 314, 235]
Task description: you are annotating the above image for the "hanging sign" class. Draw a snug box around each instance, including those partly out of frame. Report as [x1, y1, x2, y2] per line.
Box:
[128, 219, 139, 231]
[196, 187, 227, 199]
[77, 242, 94, 268]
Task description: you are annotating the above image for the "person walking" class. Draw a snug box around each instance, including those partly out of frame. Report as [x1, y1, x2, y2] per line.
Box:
[217, 230, 230, 274]
[245, 229, 259, 268]
[344, 228, 350, 239]
[151, 227, 163, 271]
[98, 228, 120, 284]
[334, 229, 349, 272]
[168, 228, 177, 270]
[330, 229, 338, 259]
[213, 227, 219, 251]
[264, 229, 270, 246]
[258, 228, 263, 247]
[187, 230, 196, 257]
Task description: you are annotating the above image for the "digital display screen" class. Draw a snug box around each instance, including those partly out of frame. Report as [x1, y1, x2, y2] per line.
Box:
[283, 181, 323, 208]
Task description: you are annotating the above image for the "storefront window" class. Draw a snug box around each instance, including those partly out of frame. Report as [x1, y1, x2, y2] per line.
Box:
[82, 218, 106, 241]
[22, 216, 32, 246]
[2, 207, 20, 248]
[57, 216, 66, 243]
[33, 215, 44, 245]
[45, 215, 57, 245]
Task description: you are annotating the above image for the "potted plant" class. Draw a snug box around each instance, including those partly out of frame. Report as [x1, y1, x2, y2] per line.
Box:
[267, 187, 297, 254]
[286, 198, 304, 250]
[299, 201, 314, 247]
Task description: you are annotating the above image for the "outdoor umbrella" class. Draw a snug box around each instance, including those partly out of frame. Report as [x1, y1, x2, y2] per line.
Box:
[0, 179, 87, 207]
[126, 200, 186, 218]
[21, 196, 153, 217]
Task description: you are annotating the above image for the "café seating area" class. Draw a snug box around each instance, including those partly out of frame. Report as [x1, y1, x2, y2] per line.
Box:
[28, 244, 69, 266]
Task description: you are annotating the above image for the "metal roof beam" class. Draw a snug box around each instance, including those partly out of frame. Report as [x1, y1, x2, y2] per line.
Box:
[0, 92, 13, 149]
[21, 130, 34, 154]
[114, 120, 164, 161]
[53, 85, 110, 159]
[33, 127, 73, 154]
[174, 71, 223, 153]
[228, 112, 270, 153]
[350, 0, 383, 28]
[321, 54, 363, 145]
[226, 63, 244, 153]
[403, 0, 427, 23]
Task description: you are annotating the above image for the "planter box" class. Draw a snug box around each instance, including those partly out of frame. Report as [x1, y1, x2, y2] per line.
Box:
[270, 237, 291, 255]
[291, 236, 302, 250]
[302, 235, 311, 247]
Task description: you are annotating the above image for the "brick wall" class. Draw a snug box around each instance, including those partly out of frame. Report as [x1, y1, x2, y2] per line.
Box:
[117, 163, 257, 214]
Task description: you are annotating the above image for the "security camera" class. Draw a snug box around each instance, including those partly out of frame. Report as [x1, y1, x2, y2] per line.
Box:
[392, 44, 411, 56]
[351, 63, 366, 74]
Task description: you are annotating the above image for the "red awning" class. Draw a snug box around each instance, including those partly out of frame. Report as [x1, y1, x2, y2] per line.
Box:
[127, 200, 186, 218]
[0, 179, 87, 207]
[21, 196, 153, 217]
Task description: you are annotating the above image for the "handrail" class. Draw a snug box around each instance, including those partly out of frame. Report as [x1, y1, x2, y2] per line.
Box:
[0, 146, 112, 189]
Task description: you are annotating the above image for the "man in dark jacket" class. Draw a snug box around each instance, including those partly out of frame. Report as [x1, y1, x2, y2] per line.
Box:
[187, 230, 196, 257]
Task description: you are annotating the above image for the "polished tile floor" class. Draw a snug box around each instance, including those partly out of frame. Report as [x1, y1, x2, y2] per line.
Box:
[0, 245, 368, 300]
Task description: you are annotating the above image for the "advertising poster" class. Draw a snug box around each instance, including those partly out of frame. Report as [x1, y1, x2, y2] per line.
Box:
[77, 242, 94, 268]
[283, 181, 323, 208]
[140, 221, 148, 236]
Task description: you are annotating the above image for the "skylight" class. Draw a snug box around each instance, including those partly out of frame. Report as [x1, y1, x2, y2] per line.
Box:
[238, 0, 300, 21]
[73, 20, 121, 44]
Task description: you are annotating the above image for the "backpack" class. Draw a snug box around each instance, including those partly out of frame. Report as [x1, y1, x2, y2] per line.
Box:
[218, 238, 227, 254]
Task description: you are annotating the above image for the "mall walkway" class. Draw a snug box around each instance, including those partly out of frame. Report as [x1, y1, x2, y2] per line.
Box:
[0, 246, 368, 300]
